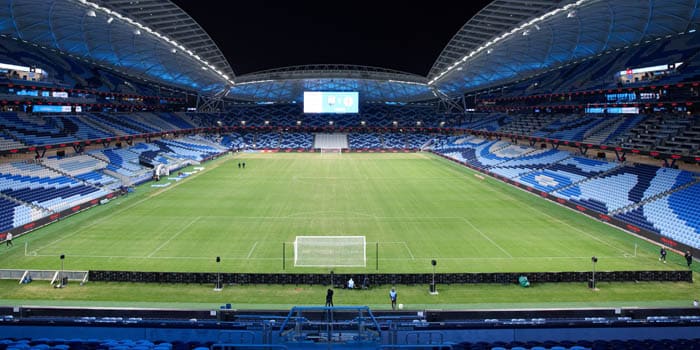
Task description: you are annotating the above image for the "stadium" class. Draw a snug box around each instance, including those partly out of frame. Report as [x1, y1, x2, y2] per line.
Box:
[0, 0, 699, 348]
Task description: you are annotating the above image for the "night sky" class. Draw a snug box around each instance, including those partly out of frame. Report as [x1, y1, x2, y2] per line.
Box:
[170, 0, 493, 77]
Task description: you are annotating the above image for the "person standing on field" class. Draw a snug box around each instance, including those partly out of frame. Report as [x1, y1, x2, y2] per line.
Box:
[659, 246, 667, 263]
[5, 233, 12, 247]
[389, 287, 397, 310]
[325, 288, 334, 307]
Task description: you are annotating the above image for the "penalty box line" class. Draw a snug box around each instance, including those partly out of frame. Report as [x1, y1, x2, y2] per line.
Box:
[378, 241, 414, 260]
[28, 160, 226, 256]
[25, 253, 278, 260]
[27, 240, 264, 260]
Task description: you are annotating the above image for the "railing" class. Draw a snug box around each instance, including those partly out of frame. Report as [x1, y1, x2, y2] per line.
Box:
[278, 306, 381, 344]
[0, 268, 89, 285]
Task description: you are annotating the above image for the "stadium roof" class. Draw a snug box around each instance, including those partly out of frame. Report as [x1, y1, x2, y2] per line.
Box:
[0, 0, 233, 93]
[227, 0, 700, 103]
[229, 65, 433, 103]
[430, 0, 700, 97]
[3, 0, 700, 103]
[89, 0, 235, 82]
[428, 0, 572, 82]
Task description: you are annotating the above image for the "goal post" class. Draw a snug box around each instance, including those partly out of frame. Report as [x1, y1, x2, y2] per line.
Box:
[294, 236, 366, 267]
[320, 148, 342, 155]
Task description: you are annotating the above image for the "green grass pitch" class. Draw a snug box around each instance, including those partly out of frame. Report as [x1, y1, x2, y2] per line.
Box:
[0, 152, 696, 309]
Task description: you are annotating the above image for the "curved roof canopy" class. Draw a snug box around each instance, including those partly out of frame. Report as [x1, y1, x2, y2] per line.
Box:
[431, 0, 700, 97]
[89, 0, 235, 82]
[428, 0, 571, 82]
[229, 65, 433, 103]
[0, 0, 233, 92]
[3, 0, 700, 103]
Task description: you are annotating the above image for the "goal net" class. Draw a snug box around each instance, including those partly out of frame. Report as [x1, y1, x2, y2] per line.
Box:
[294, 236, 366, 267]
[320, 148, 342, 154]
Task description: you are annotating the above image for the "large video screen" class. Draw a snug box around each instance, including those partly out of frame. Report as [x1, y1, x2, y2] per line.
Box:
[303, 91, 359, 114]
[32, 105, 81, 113]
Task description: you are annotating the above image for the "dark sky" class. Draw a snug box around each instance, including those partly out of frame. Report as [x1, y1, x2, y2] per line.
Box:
[170, 0, 493, 77]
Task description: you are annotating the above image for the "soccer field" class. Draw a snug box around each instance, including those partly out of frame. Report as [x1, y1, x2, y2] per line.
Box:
[0, 152, 680, 274]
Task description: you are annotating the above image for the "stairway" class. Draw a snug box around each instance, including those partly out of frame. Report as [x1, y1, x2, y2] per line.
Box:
[0, 191, 51, 215]
[583, 116, 623, 144]
[314, 133, 348, 149]
[611, 178, 700, 215]
[550, 161, 625, 194]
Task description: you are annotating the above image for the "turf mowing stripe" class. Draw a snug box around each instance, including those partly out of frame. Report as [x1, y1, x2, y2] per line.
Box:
[5, 153, 672, 275]
[28, 158, 228, 255]
[428, 153, 634, 257]
[461, 217, 513, 258]
[536, 209, 633, 255]
[474, 168, 634, 256]
[147, 216, 202, 258]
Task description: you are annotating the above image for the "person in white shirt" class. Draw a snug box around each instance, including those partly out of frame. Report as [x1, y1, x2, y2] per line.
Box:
[347, 278, 354, 289]
[5, 233, 12, 247]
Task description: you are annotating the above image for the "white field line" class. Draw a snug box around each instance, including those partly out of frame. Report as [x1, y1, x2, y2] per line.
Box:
[26, 254, 634, 261]
[247, 241, 259, 259]
[378, 255, 636, 261]
[147, 216, 202, 258]
[25, 248, 635, 262]
[461, 217, 513, 258]
[539, 210, 632, 255]
[285, 210, 375, 218]
[432, 155, 632, 257]
[376, 241, 415, 260]
[476, 173, 633, 256]
[402, 242, 415, 260]
[30, 158, 226, 254]
[195, 214, 467, 220]
[27, 254, 282, 260]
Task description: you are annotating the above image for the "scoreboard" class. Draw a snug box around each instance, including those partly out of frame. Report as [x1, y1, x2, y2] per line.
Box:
[303, 91, 359, 114]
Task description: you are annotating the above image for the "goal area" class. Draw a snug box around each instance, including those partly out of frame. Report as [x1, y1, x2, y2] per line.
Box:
[294, 236, 366, 267]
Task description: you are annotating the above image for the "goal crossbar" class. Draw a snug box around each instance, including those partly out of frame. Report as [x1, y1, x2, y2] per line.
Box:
[294, 236, 366, 267]
[320, 148, 342, 154]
